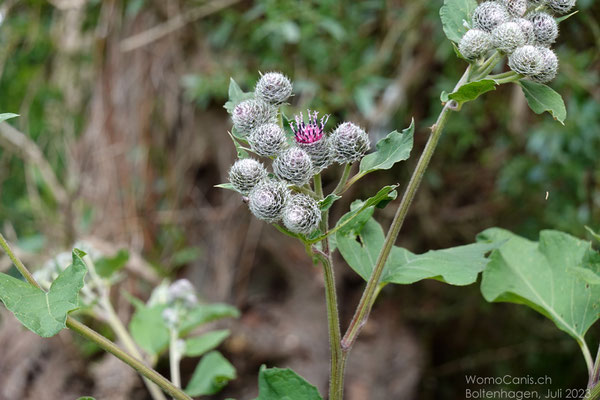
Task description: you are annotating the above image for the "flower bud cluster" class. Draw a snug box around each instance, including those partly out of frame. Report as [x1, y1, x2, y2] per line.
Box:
[224, 72, 373, 236]
[152, 279, 199, 328]
[458, 0, 573, 83]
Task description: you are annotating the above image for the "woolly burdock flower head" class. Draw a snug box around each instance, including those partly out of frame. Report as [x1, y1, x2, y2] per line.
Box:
[232, 99, 276, 136]
[459, 29, 493, 60]
[283, 194, 321, 235]
[167, 279, 198, 308]
[546, 0, 576, 14]
[248, 179, 288, 223]
[249, 123, 287, 158]
[229, 158, 267, 195]
[255, 72, 293, 105]
[492, 22, 526, 54]
[499, 0, 527, 17]
[330, 122, 370, 164]
[528, 12, 558, 46]
[472, 2, 511, 33]
[514, 18, 536, 45]
[508, 45, 544, 76]
[273, 147, 314, 185]
[531, 47, 559, 83]
[291, 110, 333, 172]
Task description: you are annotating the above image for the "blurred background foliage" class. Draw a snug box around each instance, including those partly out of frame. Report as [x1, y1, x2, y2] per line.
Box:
[0, 0, 599, 399]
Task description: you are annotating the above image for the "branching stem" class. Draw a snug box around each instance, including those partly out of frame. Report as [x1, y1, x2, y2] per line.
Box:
[0, 233, 191, 400]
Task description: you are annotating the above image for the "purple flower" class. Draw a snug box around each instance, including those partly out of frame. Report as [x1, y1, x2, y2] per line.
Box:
[290, 110, 329, 144]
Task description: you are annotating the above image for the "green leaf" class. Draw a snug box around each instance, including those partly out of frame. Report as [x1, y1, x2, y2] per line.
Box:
[448, 80, 497, 103]
[228, 130, 250, 157]
[358, 121, 414, 176]
[0, 249, 87, 337]
[332, 185, 397, 236]
[215, 183, 241, 193]
[255, 365, 323, 400]
[479, 228, 600, 343]
[129, 303, 170, 355]
[440, 0, 478, 43]
[180, 303, 240, 332]
[224, 78, 254, 114]
[556, 10, 579, 23]
[0, 113, 19, 123]
[336, 217, 495, 285]
[518, 80, 567, 124]
[77, 397, 95, 400]
[184, 329, 230, 357]
[185, 351, 236, 396]
[319, 194, 341, 211]
[94, 249, 129, 278]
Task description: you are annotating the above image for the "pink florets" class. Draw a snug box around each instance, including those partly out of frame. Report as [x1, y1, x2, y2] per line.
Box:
[290, 110, 329, 144]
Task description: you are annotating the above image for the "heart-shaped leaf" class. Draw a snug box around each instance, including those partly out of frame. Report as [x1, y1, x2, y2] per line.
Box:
[479, 228, 600, 343]
[255, 365, 323, 400]
[0, 249, 87, 337]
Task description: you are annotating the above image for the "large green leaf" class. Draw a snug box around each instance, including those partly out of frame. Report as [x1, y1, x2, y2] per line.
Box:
[518, 80, 567, 125]
[0, 113, 19, 123]
[336, 217, 495, 286]
[358, 121, 414, 176]
[479, 228, 600, 343]
[255, 365, 323, 400]
[0, 249, 87, 337]
[185, 351, 236, 396]
[184, 329, 231, 357]
[440, 0, 478, 43]
[129, 303, 170, 356]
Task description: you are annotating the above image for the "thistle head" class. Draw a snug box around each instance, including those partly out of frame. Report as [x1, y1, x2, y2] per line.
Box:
[508, 45, 544, 76]
[255, 72, 293, 105]
[459, 29, 493, 60]
[546, 0, 576, 14]
[499, 0, 527, 17]
[330, 122, 370, 164]
[248, 179, 288, 222]
[528, 12, 559, 46]
[291, 110, 329, 145]
[167, 279, 198, 308]
[514, 18, 536, 45]
[249, 123, 287, 158]
[282, 194, 321, 235]
[492, 22, 526, 54]
[531, 47, 559, 83]
[291, 110, 333, 171]
[273, 147, 314, 185]
[472, 1, 511, 33]
[232, 99, 277, 136]
[229, 158, 267, 195]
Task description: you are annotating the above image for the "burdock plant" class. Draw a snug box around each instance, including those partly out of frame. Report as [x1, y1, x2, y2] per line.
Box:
[0, 1, 597, 400]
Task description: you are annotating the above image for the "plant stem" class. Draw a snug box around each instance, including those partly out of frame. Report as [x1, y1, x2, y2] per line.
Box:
[586, 382, 600, 400]
[0, 233, 191, 400]
[333, 163, 353, 195]
[99, 295, 168, 400]
[0, 233, 39, 287]
[170, 328, 182, 389]
[341, 93, 461, 354]
[67, 317, 191, 400]
[591, 344, 600, 388]
[313, 173, 344, 400]
[474, 50, 503, 81]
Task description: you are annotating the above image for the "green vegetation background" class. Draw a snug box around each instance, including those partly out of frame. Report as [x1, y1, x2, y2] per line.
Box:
[0, 0, 598, 398]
